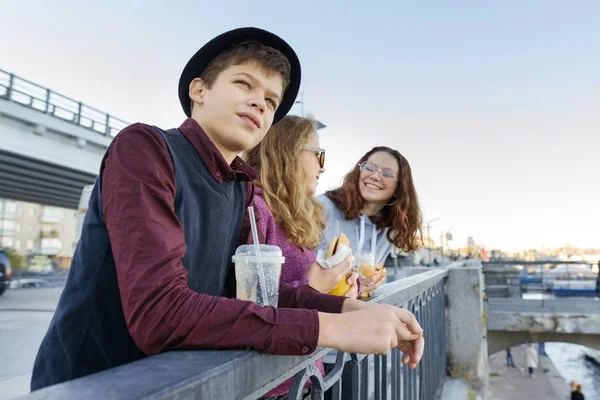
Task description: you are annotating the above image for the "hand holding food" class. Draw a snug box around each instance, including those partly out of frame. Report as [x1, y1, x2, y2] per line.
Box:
[324, 234, 356, 296]
[359, 263, 387, 298]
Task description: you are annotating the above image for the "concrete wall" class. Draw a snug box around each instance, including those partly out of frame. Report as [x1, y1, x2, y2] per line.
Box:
[445, 266, 489, 398]
[487, 312, 600, 354]
[482, 266, 521, 298]
[399, 263, 490, 398]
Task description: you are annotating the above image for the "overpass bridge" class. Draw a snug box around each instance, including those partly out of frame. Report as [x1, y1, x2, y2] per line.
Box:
[0, 68, 119, 209]
[403, 264, 600, 353]
[486, 297, 600, 354]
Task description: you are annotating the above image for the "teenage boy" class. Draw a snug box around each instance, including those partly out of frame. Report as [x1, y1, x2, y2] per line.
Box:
[31, 27, 424, 391]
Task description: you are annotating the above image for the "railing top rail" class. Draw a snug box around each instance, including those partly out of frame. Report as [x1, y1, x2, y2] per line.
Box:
[0, 67, 129, 137]
[369, 269, 448, 307]
[24, 271, 447, 400]
[483, 260, 598, 265]
[487, 297, 600, 314]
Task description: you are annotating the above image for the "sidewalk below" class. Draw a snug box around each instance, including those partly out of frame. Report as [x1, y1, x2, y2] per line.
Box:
[489, 345, 569, 400]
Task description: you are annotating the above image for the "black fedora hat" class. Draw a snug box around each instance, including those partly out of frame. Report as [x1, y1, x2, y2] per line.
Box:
[178, 27, 301, 124]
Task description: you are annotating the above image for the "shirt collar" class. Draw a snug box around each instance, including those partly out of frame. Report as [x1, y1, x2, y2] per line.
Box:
[178, 118, 257, 182]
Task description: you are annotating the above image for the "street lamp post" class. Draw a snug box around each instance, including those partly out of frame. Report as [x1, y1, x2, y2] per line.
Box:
[425, 217, 440, 265]
[441, 229, 452, 264]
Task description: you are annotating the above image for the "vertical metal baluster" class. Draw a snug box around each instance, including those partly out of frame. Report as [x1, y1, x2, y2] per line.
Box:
[375, 354, 381, 400]
[330, 379, 342, 400]
[440, 285, 445, 396]
[105, 114, 111, 136]
[427, 296, 432, 400]
[396, 350, 403, 400]
[381, 355, 387, 400]
[351, 356, 361, 400]
[396, 350, 402, 400]
[361, 356, 369, 399]
[76, 102, 82, 124]
[438, 287, 443, 398]
[7, 73, 14, 100]
[414, 359, 418, 400]
[430, 292, 434, 400]
[392, 349, 398, 400]
[414, 301, 418, 400]
[44, 89, 50, 113]
[311, 376, 324, 400]
[421, 297, 427, 400]
[403, 351, 409, 400]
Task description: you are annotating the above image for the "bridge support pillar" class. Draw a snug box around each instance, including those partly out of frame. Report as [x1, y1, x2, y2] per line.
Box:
[446, 266, 489, 398]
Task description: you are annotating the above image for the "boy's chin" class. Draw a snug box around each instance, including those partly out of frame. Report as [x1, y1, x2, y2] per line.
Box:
[227, 138, 258, 154]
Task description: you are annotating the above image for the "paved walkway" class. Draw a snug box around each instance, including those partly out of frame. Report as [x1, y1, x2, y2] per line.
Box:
[489, 345, 570, 400]
[0, 288, 61, 399]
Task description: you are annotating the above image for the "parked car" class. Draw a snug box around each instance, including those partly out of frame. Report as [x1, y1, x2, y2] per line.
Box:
[0, 248, 12, 296]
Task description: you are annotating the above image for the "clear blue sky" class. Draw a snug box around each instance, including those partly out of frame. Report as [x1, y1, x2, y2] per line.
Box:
[1, 1, 598, 251]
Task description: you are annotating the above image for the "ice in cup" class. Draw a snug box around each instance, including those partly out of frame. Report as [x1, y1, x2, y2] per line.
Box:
[232, 244, 285, 307]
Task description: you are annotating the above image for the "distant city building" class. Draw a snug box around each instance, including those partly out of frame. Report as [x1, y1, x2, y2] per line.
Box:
[467, 237, 475, 248]
[0, 198, 77, 257]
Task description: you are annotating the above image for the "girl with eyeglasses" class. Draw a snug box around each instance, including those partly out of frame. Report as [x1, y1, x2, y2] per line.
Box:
[243, 115, 359, 399]
[318, 146, 423, 296]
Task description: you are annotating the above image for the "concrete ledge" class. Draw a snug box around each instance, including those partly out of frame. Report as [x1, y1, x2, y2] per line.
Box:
[22, 273, 449, 399]
[487, 311, 600, 353]
[446, 265, 489, 398]
[0, 98, 113, 149]
[488, 311, 600, 333]
[441, 378, 482, 400]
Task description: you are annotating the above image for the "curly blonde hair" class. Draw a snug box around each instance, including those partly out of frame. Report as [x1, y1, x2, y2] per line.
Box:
[244, 115, 326, 249]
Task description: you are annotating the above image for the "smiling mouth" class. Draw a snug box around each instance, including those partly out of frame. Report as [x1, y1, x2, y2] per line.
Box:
[365, 183, 382, 190]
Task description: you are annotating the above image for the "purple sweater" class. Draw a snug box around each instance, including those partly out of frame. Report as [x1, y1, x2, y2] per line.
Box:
[252, 188, 325, 397]
[253, 188, 316, 288]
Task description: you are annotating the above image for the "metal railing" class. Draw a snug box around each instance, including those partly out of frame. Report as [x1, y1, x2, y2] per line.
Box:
[25, 269, 448, 400]
[483, 261, 599, 301]
[0, 68, 128, 137]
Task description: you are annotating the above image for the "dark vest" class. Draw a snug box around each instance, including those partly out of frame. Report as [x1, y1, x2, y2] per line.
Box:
[31, 126, 246, 390]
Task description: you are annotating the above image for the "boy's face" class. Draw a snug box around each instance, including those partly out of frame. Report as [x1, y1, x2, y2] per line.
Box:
[190, 61, 284, 161]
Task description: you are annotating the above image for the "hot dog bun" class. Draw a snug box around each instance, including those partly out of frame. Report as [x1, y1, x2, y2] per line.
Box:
[325, 233, 350, 259]
[360, 263, 386, 278]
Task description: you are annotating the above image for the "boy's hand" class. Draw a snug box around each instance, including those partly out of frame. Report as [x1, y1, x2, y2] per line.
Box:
[318, 304, 424, 369]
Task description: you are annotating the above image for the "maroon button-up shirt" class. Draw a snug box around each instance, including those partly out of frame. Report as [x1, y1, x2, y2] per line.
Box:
[101, 119, 345, 356]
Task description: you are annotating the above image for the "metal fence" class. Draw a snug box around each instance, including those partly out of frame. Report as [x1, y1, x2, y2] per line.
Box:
[483, 261, 599, 300]
[0, 68, 128, 137]
[321, 272, 448, 400]
[25, 269, 448, 400]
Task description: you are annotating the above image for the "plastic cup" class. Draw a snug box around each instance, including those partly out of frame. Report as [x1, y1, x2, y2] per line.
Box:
[232, 244, 285, 307]
[354, 250, 375, 276]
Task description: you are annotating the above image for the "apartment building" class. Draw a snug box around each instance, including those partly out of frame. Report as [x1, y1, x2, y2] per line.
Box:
[0, 198, 77, 257]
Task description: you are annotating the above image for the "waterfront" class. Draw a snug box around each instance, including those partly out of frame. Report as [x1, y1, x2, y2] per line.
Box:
[547, 342, 600, 399]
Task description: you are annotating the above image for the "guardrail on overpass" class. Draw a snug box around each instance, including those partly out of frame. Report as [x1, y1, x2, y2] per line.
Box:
[0, 68, 128, 138]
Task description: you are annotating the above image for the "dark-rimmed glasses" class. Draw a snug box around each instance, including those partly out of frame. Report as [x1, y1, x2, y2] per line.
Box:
[303, 147, 326, 168]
